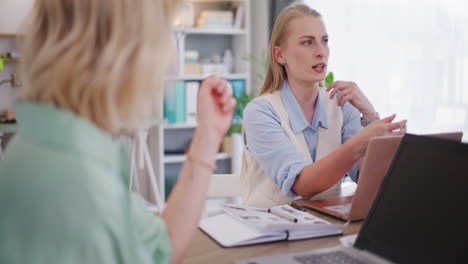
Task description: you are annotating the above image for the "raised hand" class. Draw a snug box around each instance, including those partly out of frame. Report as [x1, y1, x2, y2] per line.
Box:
[348, 114, 407, 157]
[326, 81, 378, 119]
[196, 75, 236, 143]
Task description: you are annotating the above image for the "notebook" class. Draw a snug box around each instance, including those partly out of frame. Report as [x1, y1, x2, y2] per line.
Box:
[295, 132, 463, 221]
[199, 203, 343, 247]
[235, 133, 468, 263]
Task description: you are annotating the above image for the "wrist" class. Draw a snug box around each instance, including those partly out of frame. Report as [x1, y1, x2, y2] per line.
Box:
[189, 128, 222, 158]
[361, 111, 379, 120]
[344, 135, 365, 161]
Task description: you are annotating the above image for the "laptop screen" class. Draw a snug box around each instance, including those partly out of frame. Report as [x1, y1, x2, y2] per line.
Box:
[354, 134, 468, 263]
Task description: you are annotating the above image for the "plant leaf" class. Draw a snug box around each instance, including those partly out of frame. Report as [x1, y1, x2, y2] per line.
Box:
[324, 72, 334, 88]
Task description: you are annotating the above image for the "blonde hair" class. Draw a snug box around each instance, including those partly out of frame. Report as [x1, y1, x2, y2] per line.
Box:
[259, 3, 321, 95]
[19, 0, 181, 133]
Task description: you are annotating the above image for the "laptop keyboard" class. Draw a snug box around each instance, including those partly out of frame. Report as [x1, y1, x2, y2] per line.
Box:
[293, 251, 367, 264]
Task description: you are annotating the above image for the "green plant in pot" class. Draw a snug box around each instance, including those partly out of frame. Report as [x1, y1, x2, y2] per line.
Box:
[222, 91, 255, 153]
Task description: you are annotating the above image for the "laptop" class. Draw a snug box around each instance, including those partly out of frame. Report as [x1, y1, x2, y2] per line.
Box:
[295, 132, 463, 221]
[234, 133, 468, 264]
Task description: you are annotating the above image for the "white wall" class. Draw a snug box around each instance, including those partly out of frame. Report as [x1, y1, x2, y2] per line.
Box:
[0, 0, 33, 110]
[305, 0, 468, 142]
[250, 0, 270, 93]
[0, 0, 33, 33]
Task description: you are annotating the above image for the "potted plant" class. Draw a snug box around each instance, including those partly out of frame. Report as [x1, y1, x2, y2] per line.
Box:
[221, 90, 255, 173]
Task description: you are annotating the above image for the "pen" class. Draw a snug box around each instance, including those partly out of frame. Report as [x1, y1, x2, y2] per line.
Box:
[268, 206, 298, 223]
[289, 201, 306, 212]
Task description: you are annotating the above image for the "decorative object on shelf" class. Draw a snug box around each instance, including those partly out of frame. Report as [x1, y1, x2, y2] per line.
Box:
[0, 51, 21, 69]
[0, 73, 21, 88]
[184, 50, 201, 75]
[233, 4, 245, 29]
[222, 49, 233, 74]
[173, 1, 195, 28]
[197, 10, 233, 28]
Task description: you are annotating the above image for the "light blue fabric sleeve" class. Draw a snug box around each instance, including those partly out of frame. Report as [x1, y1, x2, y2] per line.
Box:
[340, 101, 363, 182]
[243, 97, 307, 198]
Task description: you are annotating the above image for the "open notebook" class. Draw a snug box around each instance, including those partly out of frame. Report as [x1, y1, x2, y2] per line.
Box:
[199, 204, 343, 247]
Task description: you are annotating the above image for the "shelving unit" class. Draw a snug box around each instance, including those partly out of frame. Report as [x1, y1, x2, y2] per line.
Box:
[0, 33, 20, 38]
[0, 34, 21, 65]
[166, 73, 248, 81]
[147, 0, 251, 201]
[164, 152, 231, 164]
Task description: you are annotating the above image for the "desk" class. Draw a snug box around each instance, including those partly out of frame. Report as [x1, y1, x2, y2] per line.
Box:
[184, 183, 361, 264]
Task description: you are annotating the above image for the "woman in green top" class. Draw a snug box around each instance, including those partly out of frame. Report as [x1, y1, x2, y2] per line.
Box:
[0, 0, 235, 263]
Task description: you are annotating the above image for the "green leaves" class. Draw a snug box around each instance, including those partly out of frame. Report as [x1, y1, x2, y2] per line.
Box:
[324, 72, 334, 88]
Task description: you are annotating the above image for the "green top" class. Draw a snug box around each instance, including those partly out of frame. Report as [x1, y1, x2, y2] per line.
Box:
[0, 102, 171, 264]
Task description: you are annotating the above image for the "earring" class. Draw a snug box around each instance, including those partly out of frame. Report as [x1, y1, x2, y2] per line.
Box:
[280, 62, 285, 66]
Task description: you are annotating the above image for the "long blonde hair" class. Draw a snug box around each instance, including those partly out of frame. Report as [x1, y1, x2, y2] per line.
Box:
[259, 3, 321, 95]
[19, 0, 181, 133]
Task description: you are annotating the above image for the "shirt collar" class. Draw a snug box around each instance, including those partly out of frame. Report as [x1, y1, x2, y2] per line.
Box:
[14, 102, 129, 183]
[280, 80, 329, 133]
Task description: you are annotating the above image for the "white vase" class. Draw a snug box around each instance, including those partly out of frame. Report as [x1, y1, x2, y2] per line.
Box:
[230, 133, 243, 174]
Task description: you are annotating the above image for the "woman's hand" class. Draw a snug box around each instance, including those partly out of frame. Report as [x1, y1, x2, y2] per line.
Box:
[326, 81, 378, 119]
[348, 114, 407, 158]
[196, 75, 236, 143]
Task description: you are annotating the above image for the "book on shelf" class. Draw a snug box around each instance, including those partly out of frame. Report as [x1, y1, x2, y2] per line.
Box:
[164, 81, 177, 124]
[175, 81, 186, 123]
[199, 203, 344, 248]
[164, 80, 200, 125]
[233, 5, 245, 29]
[185, 81, 199, 124]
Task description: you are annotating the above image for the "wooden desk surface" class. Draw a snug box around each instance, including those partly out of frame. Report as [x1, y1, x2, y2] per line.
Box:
[184, 183, 361, 264]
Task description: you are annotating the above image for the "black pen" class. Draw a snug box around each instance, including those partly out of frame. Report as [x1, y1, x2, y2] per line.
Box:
[289, 201, 306, 212]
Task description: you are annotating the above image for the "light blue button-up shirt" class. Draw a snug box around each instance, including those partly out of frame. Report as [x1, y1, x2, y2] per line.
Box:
[243, 81, 362, 198]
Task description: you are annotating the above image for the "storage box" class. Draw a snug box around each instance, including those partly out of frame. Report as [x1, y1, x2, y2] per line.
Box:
[184, 63, 202, 75]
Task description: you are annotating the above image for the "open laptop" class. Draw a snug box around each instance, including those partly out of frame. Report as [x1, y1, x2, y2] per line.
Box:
[295, 132, 463, 221]
[234, 133, 468, 264]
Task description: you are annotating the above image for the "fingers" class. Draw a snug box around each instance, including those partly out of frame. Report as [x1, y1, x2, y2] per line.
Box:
[223, 97, 237, 113]
[327, 81, 357, 99]
[380, 114, 397, 123]
[219, 82, 233, 105]
[336, 90, 353, 107]
[201, 75, 236, 114]
[387, 120, 407, 133]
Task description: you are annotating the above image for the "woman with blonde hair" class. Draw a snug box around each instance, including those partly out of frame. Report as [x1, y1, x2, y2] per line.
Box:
[241, 3, 406, 208]
[0, 0, 235, 263]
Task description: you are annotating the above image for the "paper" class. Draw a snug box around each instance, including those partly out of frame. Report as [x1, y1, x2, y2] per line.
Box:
[221, 204, 343, 232]
[339, 234, 358, 247]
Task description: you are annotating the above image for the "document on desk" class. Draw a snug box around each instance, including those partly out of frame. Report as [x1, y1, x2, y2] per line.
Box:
[199, 204, 343, 247]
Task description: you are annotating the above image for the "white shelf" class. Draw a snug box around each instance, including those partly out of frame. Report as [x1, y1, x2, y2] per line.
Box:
[164, 152, 231, 164]
[190, 0, 246, 3]
[166, 73, 248, 81]
[174, 27, 246, 35]
[164, 123, 197, 129]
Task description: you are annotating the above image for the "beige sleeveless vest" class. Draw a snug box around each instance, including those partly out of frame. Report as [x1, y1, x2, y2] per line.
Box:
[240, 87, 343, 208]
